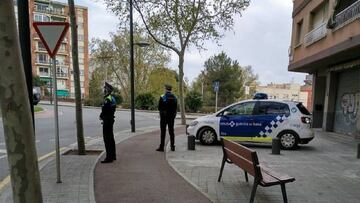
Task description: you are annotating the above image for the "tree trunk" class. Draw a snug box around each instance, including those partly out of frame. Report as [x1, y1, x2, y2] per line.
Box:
[178, 53, 186, 125]
[68, 0, 86, 155]
[0, 1, 43, 202]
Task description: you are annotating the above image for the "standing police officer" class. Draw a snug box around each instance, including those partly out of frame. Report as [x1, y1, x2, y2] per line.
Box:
[156, 84, 177, 152]
[100, 82, 116, 163]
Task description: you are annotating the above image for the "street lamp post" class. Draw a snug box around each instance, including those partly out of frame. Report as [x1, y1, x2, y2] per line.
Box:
[130, 0, 135, 132]
[129, 0, 150, 132]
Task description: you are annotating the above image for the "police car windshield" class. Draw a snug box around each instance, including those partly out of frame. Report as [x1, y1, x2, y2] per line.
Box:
[296, 103, 311, 115]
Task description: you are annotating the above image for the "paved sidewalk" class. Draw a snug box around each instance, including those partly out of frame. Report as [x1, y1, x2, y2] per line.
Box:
[0, 125, 160, 203]
[1, 126, 359, 203]
[167, 130, 360, 203]
[94, 127, 211, 203]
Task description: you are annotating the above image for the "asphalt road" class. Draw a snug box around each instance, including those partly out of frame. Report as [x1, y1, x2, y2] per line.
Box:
[0, 105, 161, 181]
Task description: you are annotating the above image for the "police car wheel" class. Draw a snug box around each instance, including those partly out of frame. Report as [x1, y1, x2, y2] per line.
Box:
[279, 131, 298, 150]
[199, 128, 216, 145]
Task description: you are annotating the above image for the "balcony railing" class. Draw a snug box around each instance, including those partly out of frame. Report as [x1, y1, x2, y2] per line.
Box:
[335, 0, 360, 29]
[36, 59, 51, 64]
[34, 6, 65, 16]
[304, 22, 327, 46]
[39, 72, 50, 77]
[57, 72, 68, 78]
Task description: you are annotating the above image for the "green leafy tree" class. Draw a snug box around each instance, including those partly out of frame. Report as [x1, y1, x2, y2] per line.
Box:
[148, 67, 179, 98]
[90, 30, 170, 103]
[104, 0, 251, 124]
[84, 68, 104, 107]
[185, 91, 203, 113]
[193, 52, 258, 107]
[135, 93, 156, 110]
[32, 75, 46, 87]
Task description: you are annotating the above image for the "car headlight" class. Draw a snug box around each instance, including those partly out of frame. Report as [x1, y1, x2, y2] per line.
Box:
[188, 120, 199, 126]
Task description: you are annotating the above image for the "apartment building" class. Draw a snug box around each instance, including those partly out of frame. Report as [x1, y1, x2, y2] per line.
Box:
[288, 0, 360, 136]
[15, 0, 89, 98]
[256, 83, 309, 108]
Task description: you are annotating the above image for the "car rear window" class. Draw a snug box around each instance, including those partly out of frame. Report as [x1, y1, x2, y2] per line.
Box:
[296, 103, 311, 115]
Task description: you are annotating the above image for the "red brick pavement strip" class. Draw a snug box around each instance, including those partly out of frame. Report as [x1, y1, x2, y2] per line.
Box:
[94, 127, 212, 203]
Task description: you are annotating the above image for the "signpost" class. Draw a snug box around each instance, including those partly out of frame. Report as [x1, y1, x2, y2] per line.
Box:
[33, 22, 69, 183]
[213, 81, 220, 112]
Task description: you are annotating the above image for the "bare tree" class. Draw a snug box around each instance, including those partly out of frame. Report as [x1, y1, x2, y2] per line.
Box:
[0, 1, 43, 202]
[68, 0, 86, 155]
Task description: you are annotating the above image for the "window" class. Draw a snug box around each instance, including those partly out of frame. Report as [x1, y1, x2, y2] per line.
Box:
[35, 4, 48, 13]
[295, 20, 303, 45]
[223, 102, 256, 116]
[309, 1, 329, 30]
[37, 53, 48, 63]
[296, 103, 311, 115]
[38, 42, 46, 51]
[34, 14, 50, 22]
[257, 102, 290, 116]
[57, 67, 68, 77]
[39, 67, 49, 76]
[334, 0, 358, 15]
[51, 16, 66, 22]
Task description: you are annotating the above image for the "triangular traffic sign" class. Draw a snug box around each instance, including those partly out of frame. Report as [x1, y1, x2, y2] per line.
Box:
[33, 22, 69, 58]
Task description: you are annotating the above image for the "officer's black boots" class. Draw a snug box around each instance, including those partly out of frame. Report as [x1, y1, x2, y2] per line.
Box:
[156, 147, 164, 152]
[171, 146, 175, 151]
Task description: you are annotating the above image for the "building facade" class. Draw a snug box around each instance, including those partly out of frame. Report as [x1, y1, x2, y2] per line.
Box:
[15, 0, 89, 98]
[289, 0, 360, 137]
[256, 83, 309, 108]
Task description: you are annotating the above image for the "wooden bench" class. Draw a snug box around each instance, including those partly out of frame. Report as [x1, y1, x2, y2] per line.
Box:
[218, 138, 295, 203]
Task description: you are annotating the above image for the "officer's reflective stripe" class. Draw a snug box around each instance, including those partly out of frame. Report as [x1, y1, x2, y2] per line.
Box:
[105, 95, 116, 106]
[161, 94, 167, 102]
[223, 136, 273, 143]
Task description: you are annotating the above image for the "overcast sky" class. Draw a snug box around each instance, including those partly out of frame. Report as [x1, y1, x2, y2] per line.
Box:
[59, 0, 307, 85]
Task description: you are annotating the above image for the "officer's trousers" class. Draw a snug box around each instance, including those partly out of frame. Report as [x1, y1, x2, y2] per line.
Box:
[103, 119, 116, 160]
[159, 114, 175, 149]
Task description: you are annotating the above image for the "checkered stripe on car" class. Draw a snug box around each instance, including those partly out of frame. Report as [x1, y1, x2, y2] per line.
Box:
[258, 115, 288, 137]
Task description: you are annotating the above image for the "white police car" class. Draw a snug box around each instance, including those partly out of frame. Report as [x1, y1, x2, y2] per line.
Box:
[186, 100, 314, 149]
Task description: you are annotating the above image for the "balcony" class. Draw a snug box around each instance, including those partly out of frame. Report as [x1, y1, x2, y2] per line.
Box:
[57, 72, 68, 78]
[39, 72, 50, 77]
[34, 6, 65, 16]
[304, 22, 327, 47]
[334, 0, 360, 29]
[36, 59, 51, 65]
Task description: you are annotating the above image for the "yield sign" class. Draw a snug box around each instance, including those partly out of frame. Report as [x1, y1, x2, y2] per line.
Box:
[33, 22, 69, 58]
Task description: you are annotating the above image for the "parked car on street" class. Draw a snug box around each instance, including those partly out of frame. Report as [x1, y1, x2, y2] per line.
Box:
[33, 87, 41, 105]
[186, 99, 314, 149]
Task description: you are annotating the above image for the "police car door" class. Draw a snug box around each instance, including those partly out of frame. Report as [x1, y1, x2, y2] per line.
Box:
[254, 101, 291, 141]
[219, 101, 257, 139]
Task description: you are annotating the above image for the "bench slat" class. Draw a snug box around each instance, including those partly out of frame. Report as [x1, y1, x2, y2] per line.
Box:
[223, 139, 255, 162]
[261, 166, 295, 183]
[225, 148, 256, 176]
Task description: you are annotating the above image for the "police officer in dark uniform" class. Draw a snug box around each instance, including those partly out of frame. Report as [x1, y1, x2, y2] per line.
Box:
[100, 82, 117, 163]
[156, 84, 177, 152]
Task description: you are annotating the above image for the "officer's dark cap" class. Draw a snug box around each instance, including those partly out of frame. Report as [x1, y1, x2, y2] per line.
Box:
[164, 84, 172, 91]
[104, 82, 114, 92]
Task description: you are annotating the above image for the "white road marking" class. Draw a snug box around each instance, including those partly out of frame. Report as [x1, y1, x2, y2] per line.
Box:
[0, 149, 7, 154]
[0, 155, 7, 159]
